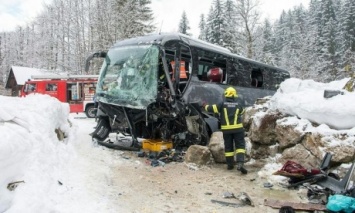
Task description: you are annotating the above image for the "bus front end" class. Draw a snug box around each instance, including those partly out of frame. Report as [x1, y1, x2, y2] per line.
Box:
[90, 42, 209, 150]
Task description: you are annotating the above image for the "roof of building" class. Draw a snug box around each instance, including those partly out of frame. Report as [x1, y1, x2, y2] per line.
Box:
[10, 66, 47, 85]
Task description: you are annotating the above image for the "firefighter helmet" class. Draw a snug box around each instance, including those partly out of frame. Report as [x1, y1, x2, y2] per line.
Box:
[224, 87, 238, 98]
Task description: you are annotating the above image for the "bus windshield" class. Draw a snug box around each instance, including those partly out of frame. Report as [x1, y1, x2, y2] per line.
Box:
[96, 45, 159, 109]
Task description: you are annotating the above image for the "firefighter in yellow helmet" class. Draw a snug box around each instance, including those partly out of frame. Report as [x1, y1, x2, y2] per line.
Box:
[204, 87, 247, 174]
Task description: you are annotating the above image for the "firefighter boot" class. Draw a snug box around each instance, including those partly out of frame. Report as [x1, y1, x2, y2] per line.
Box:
[237, 162, 248, 174]
[226, 156, 235, 170]
[236, 153, 247, 174]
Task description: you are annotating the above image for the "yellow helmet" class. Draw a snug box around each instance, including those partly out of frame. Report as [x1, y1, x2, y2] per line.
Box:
[224, 87, 238, 98]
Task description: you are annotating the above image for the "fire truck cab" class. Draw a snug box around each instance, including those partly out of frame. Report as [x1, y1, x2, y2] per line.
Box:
[21, 75, 99, 118]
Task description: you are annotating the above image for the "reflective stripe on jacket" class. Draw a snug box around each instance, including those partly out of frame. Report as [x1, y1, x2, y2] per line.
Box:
[205, 97, 245, 131]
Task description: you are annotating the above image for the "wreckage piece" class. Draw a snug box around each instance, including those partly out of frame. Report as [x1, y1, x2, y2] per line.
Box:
[273, 152, 333, 188]
[211, 199, 245, 208]
[92, 136, 141, 151]
[316, 160, 355, 194]
[237, 192, 254, 207]
[275, 152, 355, 196]
[264, 199, 327, 211]
[212, 192, 254, 208]
[7, 181, 25, 191]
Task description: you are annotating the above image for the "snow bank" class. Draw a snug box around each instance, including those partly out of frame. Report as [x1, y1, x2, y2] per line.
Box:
[269, 78, 355, 130]
[0, 94, 74, 212]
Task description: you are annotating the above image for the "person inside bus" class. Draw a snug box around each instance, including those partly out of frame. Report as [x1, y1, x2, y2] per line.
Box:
[170, 60, 188, 81]
[203, 87, 248, 174]
[207, 67, 223, 83]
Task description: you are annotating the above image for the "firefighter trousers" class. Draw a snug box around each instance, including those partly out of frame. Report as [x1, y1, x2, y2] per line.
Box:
[223, 129, 246, 165]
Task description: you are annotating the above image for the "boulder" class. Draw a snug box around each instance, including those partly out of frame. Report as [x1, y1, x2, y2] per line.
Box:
[185, 145, 213, 165]
[276, 117, 307, 149]
[250, 143, 279, 160]
[248, 111, 283, 145]
[208, 131, 252, 163]
[301, 133, 325, 160]
[208, 131, 225, 163]
[323, 146, 355, 163]
[243, 98, 269, 131]
[277, 144, 320, 168]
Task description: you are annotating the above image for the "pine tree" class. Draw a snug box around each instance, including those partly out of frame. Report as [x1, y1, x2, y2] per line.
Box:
[205, 0, 226, 46]
[113, 0, 156, 39]
[254, 18, 276, 65]
[205, 6, 215, 43]
[178, 11, 191, 36]
[339, 0, 355, 76]
[223, 0, 239, 53]
[317, 0, 339, 81]
[198, 14, 207, 40]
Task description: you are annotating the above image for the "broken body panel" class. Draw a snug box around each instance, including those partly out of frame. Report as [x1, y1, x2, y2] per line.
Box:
[87, 33, 290, 148]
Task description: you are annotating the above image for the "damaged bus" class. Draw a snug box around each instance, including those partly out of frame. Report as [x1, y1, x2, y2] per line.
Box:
[85, 33, 290, 150]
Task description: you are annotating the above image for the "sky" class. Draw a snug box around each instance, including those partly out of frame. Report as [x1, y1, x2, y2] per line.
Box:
[0, 0, 310, 35]
[0, 77, 354, 212]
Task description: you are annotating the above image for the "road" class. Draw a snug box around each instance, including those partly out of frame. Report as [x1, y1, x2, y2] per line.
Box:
[61, 114, 306, 213]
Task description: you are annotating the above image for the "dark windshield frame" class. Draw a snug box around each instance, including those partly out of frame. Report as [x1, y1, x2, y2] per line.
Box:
[96, 44, 160, 109]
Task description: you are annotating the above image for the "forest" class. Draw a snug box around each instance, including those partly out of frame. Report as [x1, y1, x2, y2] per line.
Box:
[0, 0, 354, 83]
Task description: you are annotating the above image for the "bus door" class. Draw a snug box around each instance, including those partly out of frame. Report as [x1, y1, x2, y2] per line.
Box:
[168, 44, 192, 94]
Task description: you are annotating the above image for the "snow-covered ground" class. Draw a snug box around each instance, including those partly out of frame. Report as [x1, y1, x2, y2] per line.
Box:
[1, 77, 355, 212]
[0, 95, 125, 212]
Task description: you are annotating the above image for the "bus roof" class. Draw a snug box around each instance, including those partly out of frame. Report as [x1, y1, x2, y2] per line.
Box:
[112, 33, 289, 74]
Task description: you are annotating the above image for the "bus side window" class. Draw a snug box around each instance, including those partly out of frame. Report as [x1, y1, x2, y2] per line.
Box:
[207, 67, 223, 83]
[251, 68, 263, 88]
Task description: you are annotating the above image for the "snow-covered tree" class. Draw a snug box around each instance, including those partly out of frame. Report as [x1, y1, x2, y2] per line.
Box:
[178, 11, 191, 36]
[223, 0, 239, 53]
[198, 14, 207, 40]
[112, 0, 156, 40]
[234, 0, 261, 58]
[339, 0, 355, 76]
[205, 0, 227, 46]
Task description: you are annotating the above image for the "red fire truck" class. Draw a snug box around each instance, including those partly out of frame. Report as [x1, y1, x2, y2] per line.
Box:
[21, 75, 99, 118]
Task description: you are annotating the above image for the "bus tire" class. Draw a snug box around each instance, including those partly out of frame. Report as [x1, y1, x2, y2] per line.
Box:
[85, 105, 96, 118]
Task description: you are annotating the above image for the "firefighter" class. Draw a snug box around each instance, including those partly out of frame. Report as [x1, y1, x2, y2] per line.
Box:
[204, 87, 247, 174]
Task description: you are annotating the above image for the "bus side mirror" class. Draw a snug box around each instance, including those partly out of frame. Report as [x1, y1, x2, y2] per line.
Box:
[85, 51, 107, 73]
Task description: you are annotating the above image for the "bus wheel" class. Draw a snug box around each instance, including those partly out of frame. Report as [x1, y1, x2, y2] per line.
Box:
[85, 105, 97, 118]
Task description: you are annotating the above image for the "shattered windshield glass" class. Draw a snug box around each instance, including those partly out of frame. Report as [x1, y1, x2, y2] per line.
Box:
[96, 45, 159, 109]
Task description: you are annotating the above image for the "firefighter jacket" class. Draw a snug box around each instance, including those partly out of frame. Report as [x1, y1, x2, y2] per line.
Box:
[204, 97, 245, 133]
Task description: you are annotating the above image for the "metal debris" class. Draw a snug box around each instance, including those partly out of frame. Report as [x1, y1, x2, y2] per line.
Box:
[7, 181, 25, 191]
[211, 199, 244, 208]
[222, 191, 236, 199]
[237, 192, 254, 207]
[264, 199, 327, 211]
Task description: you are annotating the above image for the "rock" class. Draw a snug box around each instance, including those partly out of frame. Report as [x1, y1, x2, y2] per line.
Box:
[185, 145, 213, 165]
[243, 101, 269, 131]
[301, 133, 326, 160]
[250, 143, 278, 159]
[208, 132, 252, 163]
[276, 117, 306, 149]
[55, 128, 65, 141]
[324, 146, 355, 163]
[243, 107, 258, 131]
[208, 132, 225, 163]
[248, 111, 283, 145]
[278, 144, 319, 168]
